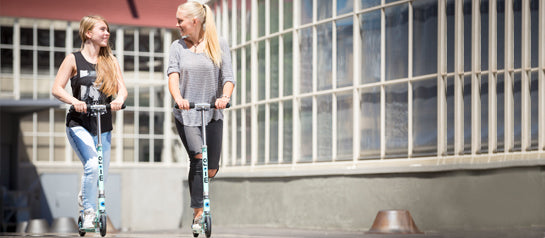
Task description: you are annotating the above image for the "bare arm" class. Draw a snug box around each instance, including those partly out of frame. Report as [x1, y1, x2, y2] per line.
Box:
[51, 54, 87, 112]
[168, 72, 189, 110]
[110, 58, 127, 111]
[215, 81, 234, 109]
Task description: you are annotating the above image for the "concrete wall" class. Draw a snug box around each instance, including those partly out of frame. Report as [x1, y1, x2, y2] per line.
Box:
[206, 166, 545, 232]
[18, 164, 187, 232]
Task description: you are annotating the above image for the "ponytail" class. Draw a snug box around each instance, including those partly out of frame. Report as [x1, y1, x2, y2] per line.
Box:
[202, 4, 222, 67]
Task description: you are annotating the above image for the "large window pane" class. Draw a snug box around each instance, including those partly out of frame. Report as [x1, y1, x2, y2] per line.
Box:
[317, 95, 332, 162]
[299, 97, 313, 162]
[447, 0, 455, 73]
[284, 0, 293, 29]
[481, 0, 489, 71]
[413, 0, 437, 77]
[530, 72, 538, 148]
[271, 37, 279, 99]
[283, 100, 293, 163]
[481, 74, 489, 152]
[245, 107, 252, 165]
[257, 105, 265, 164]
[513, 0, 521, 69]
[270, 103, 279, 163]
[317, 0, 332, 21]
[336, 17, 353, 88]
[531, 0, 538, 68]
[245, 45, 252, 103]
[497, 0, 505, 70]
[360, 0, 380, 9]
[283, 33, 293, 96]
[317, 23, 332, 91]
[385, 4, 408, 81]
[236, 49, 242, 105]
[360, 87, 380, 159]
[464, 0, 472, 72]
[513, 73, 521, 151]
[413, 79, 437, 156]
[258, 0, 266, 37]
[258, 41, 266, 100]
[301, 0, 313, 25]
[337, 93, 353, 161]
[299, 27, 313, 93]
[464, 75, 472, 153]
[246, 0, 252, 42]
[271, 0, 279, 33]
[385, 83, 408, 158]
[360, 10, 381, 84]
[497, 73, 505, 151]
[337, 0, 353, 16]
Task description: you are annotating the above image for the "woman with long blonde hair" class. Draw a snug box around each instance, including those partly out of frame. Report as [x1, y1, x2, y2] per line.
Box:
[52, 15, 127, 229]
[167, 0, 235, 234]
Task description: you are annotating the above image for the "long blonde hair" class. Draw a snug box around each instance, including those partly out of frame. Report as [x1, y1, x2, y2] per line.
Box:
[79, 15, 118, 97]
[179, 2, 222, 67]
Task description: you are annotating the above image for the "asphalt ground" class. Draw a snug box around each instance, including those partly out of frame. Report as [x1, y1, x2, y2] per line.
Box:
[2, 226, 545, 238]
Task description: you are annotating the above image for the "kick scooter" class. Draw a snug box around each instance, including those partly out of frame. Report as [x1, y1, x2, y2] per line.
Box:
[175, 102, 229, 238]
[70, 103, 125, 237]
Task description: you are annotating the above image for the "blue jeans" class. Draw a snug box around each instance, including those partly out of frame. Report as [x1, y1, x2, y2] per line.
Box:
[66, 126, 111, 211]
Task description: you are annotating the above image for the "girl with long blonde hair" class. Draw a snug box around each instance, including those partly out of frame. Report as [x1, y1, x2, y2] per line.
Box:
[52, 15, 127, 229]
[167, 0, 235, 234]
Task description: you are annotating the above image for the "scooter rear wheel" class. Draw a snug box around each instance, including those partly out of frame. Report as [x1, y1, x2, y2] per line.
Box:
[77, 215, 86, 237]
[99, 214, 107, 237]
[204, 216, 212, 238]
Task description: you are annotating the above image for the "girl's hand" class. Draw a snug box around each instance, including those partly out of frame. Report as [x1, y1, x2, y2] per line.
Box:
[214, 95, 230, 109]
[110, 99, 124, 111]
[72, 100, 87, 113]
[176, 98, 190, 110]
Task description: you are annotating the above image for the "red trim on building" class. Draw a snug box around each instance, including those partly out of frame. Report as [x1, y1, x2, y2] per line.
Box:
[0, 0, 185, 28]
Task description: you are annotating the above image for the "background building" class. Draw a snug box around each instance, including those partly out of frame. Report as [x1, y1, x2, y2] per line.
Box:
[1, 0, 545, 233]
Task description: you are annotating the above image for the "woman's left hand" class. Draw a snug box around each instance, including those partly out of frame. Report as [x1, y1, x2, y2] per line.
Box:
[214, 96, 230, 109]
[110, 99, 124, 111]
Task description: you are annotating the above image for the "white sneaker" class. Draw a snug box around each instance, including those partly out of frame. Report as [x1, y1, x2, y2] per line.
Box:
[191, 214, 202, 232]
[77, 190, 83, 208]
[83, 208, 96, 229]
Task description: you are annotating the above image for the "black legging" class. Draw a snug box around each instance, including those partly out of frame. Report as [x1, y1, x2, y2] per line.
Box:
[175, 119, 223, 208]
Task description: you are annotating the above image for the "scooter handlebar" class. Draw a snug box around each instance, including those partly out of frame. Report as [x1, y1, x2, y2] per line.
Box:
[174, 102, 231, 109]
[69, 104, 126, 112]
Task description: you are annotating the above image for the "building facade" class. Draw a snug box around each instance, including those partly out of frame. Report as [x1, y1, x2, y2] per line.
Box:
[1, 0, 545, 233]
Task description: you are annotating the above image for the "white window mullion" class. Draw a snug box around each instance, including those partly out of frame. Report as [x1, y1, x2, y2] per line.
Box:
[251, 0, 258, 166]
[520, 0, 531, 151]
[534, 0, 545, 151]
[437, 0, 447, 157]
[407, 1, 413, 158]
[65, 22, 73, 163]
[163, 30, 173, 164]
[14, 19, 21, 100]
[293, 0, 301, 165]
[353, 9, 361, 162]
[471, 0, 482, 155]
[488, 0, 498, 153]
[380, 6, 386, 159]
[454, 0, 464, 155]
[504, 0, 514, 152]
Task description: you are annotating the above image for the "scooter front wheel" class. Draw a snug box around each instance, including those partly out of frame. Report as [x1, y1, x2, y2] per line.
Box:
[99, 214, 107, 237]
[77, 215, 86, 237]
[204, 216, 212, 238]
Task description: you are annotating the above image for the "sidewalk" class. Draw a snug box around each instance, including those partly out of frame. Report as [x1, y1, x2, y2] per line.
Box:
[1, 226, 544, 238]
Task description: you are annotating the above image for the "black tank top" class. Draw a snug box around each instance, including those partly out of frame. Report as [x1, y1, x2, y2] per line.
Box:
[66, 52, 113, 135]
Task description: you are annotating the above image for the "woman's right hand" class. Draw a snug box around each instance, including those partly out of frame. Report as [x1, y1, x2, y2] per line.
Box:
[72, 100, 87, 113]
[175, 98, 190, 110]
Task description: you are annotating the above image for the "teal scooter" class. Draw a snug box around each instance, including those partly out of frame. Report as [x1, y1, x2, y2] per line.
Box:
[176, 102, 229, 238]
[71, 104, 124, 237]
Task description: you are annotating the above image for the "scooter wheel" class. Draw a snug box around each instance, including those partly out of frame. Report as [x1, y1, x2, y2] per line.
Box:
[204, 216, 212, 238]
[193, 232, 199, 237]
[99, 214, 107, 237]
[77, 215, 86, 237]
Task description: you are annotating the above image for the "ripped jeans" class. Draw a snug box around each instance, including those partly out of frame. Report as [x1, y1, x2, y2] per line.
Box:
[66, 126, 111, 211]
